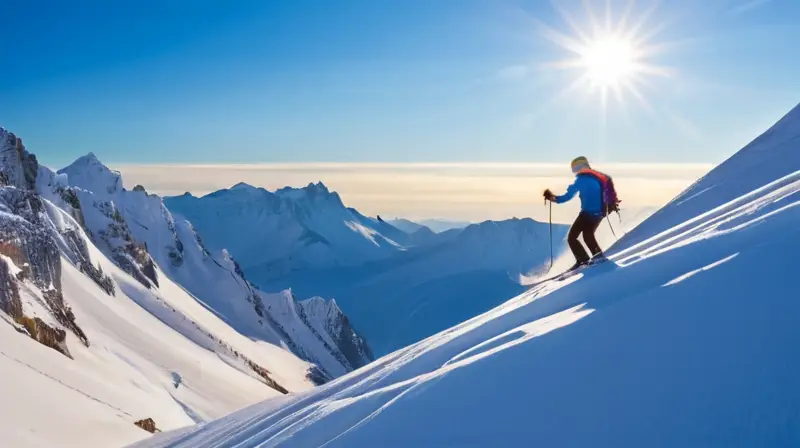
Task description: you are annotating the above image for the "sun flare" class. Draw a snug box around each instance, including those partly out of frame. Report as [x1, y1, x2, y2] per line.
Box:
[581, 35, 637, 88]
[537, 1, 672, 110]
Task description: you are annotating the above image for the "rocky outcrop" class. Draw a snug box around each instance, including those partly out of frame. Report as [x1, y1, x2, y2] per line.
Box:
[0, 188, 62, 291]
[134, 418, 159, 434]
[0, 187, 89, 357]
[323, 302, 374, 370]
[0, 256, 23, 318]
[258, 291, 373, 382]
[300, 297, 373, 370]
[0, 128, 38, 190]
[61, 228, 116, 296]
[88, 198, 159, 288]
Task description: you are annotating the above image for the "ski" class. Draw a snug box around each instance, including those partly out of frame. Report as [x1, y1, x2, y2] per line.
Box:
[525, 256, 609, 290]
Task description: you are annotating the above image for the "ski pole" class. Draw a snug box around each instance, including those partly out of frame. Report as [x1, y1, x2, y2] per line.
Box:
[606, 214, 618, 240]
[548, 200, 554, 271]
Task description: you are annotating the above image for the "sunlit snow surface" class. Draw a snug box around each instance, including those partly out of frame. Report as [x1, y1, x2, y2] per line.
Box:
[135, 105, 800, 448]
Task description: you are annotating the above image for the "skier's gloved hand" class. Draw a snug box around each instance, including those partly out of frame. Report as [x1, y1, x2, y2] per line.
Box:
[543, 189, 556, 202]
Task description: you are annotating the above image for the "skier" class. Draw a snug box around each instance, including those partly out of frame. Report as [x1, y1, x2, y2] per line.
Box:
[543, 156, 619, 271]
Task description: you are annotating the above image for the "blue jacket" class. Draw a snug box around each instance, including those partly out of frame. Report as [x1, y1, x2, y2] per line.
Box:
[554, 174, 603, 215]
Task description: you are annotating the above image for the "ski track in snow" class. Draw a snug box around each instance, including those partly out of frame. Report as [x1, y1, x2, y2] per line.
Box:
[0, 349, 134, 418]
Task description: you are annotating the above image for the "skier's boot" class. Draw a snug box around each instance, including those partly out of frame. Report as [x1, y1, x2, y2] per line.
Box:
[588, 252, 607, 265]
[567, 260, 589, 272]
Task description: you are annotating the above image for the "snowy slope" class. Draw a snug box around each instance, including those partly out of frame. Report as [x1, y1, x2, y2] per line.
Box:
[165, 183, 410, 282]
[58, 155, 372, 380]
[135, 103, 800, 448]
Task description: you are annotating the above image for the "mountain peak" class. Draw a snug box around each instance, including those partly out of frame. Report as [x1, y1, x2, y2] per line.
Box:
[276, 181, 335, 202]
[71, 152, 102, 167]
[59, 152, 123, 196]
[308, 181, 329, 193]
[231, 182, 257, 191]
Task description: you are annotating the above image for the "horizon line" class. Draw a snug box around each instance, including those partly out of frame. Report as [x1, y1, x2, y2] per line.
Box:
[109, 161, 716, 170]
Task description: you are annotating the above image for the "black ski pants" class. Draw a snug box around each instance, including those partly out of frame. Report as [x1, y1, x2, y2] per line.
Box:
[568, 211, 604, 263]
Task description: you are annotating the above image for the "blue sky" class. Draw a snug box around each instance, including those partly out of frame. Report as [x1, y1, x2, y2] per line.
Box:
[2, 0, 799, 168]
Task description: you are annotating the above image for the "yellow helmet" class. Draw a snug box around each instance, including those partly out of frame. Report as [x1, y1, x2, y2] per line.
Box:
[571, 156, 590, 173]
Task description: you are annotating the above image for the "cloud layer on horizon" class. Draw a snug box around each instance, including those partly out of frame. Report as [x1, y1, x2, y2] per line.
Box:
[113, 162, 713, 224]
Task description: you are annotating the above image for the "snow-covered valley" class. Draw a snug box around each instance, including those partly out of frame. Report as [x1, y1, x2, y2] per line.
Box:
[134, 103, 800, 447]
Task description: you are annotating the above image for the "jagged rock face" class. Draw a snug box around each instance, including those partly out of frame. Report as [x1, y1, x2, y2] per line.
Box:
[300, 297, 373, 370]
[0, 256, 23, 318]
[326, 307, 374, 369]
[0, 128, 38, 190]
[258, 291, 374, 381]
[0, 187, 89, 356]
[0, 188, 62, 291]
[80, 195, 159, 288]
[61, 228, 115, 296]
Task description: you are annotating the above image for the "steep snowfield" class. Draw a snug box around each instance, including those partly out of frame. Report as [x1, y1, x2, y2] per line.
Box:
[135, 104, 800, 448]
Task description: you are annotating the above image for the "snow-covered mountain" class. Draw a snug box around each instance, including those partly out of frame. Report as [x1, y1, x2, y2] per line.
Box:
[165, 183, 411, 283]
[166, 183, 568, 355]
[0, 127, 368, 447]
[134, 104, 800, 448]
[57, 154, 372, 381]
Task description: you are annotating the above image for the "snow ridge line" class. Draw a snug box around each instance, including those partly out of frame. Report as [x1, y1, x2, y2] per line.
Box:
[616, 178, 800, 266]
[611, 169, 800, 263]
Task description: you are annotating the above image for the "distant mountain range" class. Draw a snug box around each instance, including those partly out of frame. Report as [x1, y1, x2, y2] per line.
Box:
[167, 185, 568, 355]
[388, 218, 472, 234]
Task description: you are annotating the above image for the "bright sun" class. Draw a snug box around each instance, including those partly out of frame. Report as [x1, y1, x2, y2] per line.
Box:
[536, 1, 671, 109]
[581, 35, 636, 88]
